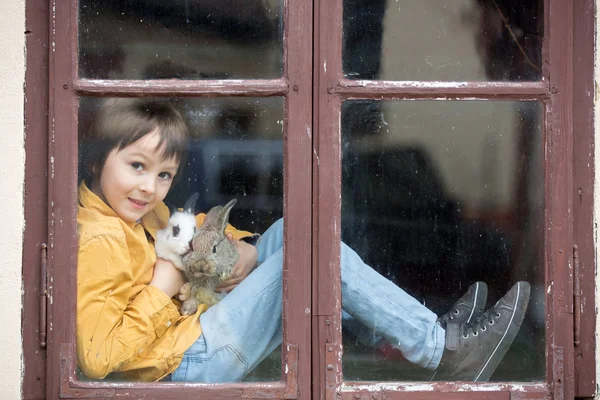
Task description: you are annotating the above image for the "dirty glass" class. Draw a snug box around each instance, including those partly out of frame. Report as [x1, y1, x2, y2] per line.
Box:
[341, 100, 544, 382]
[77, 96, 284, 382]
[78, 0, 284, 79]
[343, 0, 542, 81]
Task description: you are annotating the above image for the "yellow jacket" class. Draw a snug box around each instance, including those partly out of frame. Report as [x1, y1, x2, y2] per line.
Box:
[76, 181, 252, 381]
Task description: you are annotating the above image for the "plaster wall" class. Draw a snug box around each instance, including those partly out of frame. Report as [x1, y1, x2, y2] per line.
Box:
[0, 0, 26, 398]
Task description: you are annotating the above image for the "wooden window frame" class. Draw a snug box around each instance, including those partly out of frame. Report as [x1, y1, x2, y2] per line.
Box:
[572, 1, 596, 397]
[24, 0, 313, 398]
[312, 0, 595, 399]
[22, 0, 595, 399]
[22, 0, 50, 398]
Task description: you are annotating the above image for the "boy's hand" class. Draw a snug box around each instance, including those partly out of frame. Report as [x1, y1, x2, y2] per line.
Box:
[216, 233, 258, 293]
[150, 258, 186, 298]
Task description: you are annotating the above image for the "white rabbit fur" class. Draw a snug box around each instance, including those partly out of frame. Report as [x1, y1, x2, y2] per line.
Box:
[155, 193, 199, 270]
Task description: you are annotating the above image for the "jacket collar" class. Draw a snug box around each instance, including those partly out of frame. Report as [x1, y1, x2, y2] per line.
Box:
[78, 180, 169, 240]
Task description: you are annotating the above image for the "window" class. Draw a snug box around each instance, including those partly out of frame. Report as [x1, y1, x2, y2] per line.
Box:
[22, 0, 595, 398]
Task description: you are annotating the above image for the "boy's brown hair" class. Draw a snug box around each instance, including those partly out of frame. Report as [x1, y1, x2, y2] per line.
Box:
[81, 98, 189, 183]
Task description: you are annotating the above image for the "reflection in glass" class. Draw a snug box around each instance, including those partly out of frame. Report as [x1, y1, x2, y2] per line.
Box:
[79, 0, 283, 79]
[343, 0, 542, 81]
[77, 97, 284, 382]
[341, 100, 544, 382]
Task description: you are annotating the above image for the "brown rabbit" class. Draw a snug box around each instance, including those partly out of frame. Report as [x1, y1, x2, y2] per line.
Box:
[180, 199, 239, 315]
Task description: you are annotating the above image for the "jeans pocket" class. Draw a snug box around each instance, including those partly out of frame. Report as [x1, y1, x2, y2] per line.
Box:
[172, 335, 206, 382]
[172, 341, 249, 383]
[185, 334, 208, 356]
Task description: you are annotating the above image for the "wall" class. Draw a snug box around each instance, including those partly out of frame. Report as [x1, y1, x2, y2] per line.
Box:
[595, 1, 600, 395]
[0, 0, 25, 398]
[0, 0, 597, 398]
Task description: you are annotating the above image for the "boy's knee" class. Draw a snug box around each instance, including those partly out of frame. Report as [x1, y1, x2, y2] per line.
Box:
[258, 219, 284, 251]
[271, 218, 284, 232]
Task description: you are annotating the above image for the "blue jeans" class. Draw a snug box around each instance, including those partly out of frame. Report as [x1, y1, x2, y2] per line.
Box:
[171, 218, 445, 382]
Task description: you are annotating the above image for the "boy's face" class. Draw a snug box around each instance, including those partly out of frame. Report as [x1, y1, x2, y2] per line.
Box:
[91, 130, 180, 224]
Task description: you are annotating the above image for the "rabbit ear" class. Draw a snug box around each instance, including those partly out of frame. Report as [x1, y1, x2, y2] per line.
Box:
[202, 199, 237, 234]
[216, 199, 237, 233]
[202, 204, 223, 230]
[183, 192, 199, 214]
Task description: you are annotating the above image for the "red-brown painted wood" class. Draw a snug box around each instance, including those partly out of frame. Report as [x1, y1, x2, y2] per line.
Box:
[313, 0, 344, 398]
[281, 0, 314, 398]
[46, 0, 79, 398]
[47, 0, 313, 398]
[312, 0, 579, 399]
[27, 0, 593, 399]
[572, 0, 596, 396]
[73, 79, 289, 97]
[22, 0, 50, 397]
[340, 383, 550, 400]
[545, 1, 575, 399]
[335, 80, 549, 100]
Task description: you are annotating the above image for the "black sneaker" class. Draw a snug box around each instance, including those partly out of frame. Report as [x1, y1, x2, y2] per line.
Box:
[430, 282, 488, 380]
[437, 281, 488, 330]
[433, 281, 531, 382]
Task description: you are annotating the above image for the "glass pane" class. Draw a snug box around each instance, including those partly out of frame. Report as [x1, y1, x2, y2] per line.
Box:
[77, 97, 283, 382]
[343, 0, 542, 81]
[341, 100, 544, 382]
[79, 1, 283, 79]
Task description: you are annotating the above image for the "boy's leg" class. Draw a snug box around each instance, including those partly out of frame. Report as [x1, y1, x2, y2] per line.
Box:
[342, 310, 385, 348]
[257, 219, 481, 371]
[254, 218, 442, 367]
[171, 219, 287, 382]
[340, 243, 531, 381]
[173, 217, 526, 382]
[235, 217, 445, 370]
[256, 218, 285, 264]
[343, 281, 489, 349]
[171, 247, 284, 383]
[340, 243, 446, 370]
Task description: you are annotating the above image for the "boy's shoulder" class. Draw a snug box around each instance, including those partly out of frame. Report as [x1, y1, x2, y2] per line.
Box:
[77, 206, 126, 245]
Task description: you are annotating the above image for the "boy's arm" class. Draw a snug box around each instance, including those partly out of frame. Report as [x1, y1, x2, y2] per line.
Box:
[195, 212, 254, 240]
[77, 233, 180, 379]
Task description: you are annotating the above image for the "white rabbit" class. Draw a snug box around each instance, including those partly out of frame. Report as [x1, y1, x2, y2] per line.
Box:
[155, 192, 199, 271]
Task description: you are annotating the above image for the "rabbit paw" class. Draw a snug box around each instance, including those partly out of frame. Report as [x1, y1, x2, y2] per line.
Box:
[181, 298, 199, 315]
[178, 282, 191, 301]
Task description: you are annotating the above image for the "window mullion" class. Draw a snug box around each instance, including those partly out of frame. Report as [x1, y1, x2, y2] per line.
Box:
[335, 79, 549, 100]
[73, 78, 289, 97]
[544, 0, 575, 398]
